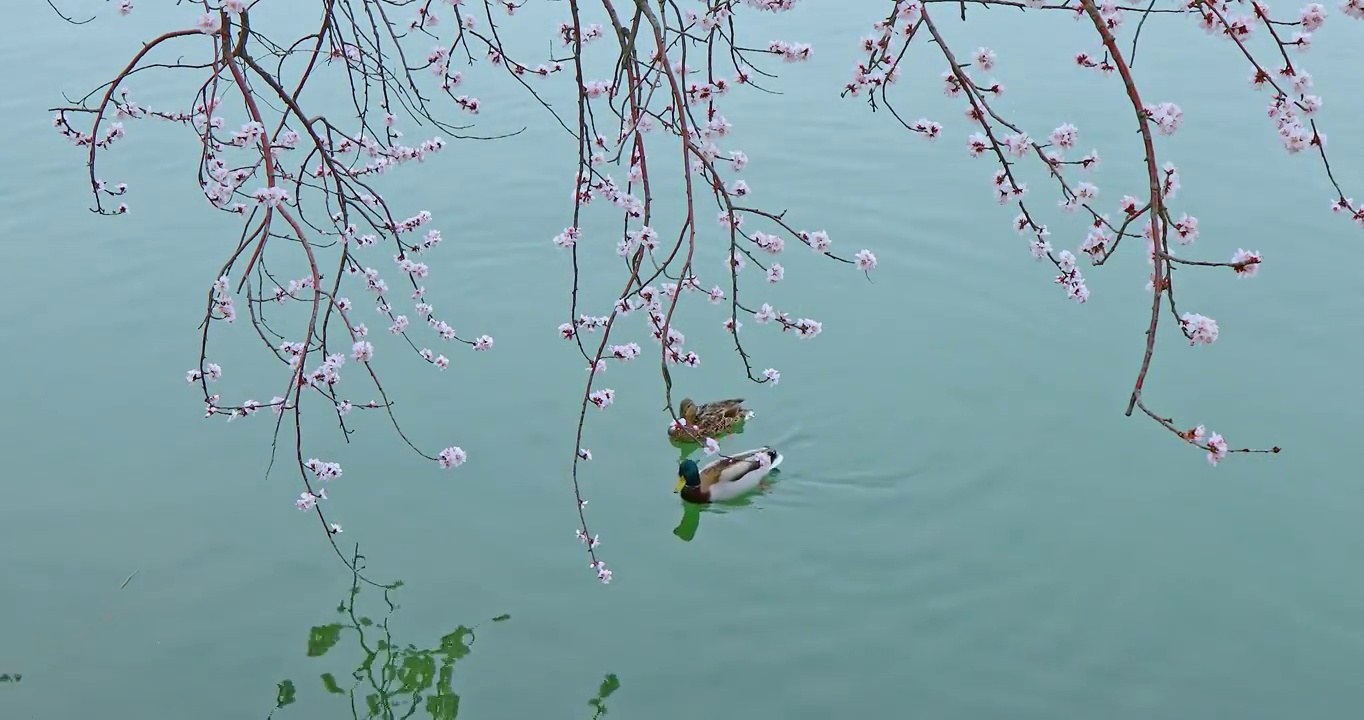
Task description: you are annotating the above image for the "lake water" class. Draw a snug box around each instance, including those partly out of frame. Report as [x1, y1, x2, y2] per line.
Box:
[4, 2, 1364, 718]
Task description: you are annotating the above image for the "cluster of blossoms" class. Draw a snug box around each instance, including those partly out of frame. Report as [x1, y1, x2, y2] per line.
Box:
[837, 0, 1330, 464]
[540, 0, 884, 584]
[47, 1, 523, 567]
[57, 0, 1358, 584]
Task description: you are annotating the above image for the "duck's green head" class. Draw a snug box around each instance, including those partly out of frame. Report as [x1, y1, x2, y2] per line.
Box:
[674, 459, 701, 493]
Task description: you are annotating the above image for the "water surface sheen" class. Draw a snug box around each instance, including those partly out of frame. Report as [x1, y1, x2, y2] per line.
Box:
[2, 3, 1363, 719]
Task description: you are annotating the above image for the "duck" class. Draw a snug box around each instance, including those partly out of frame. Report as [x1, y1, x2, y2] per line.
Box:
[674, 447, 784, 504]
[667, 397, 753, 442]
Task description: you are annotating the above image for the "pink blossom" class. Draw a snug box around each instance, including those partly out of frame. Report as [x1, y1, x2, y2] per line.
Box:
[437, 446, 467, 468]
[589, 389, 615, 408]
[1180, 313, 1219, 345]
[1048, 123, 1078, 149]
[1301, 3, 1328, 30]
[973, 47, 997, 71]
[1231, 249, 1262, 277]
[196, 12, 221, 35]
[807, 230, 831, 252]
[1206, 433, 1229, 466]
[1145, 102, 1184, 135]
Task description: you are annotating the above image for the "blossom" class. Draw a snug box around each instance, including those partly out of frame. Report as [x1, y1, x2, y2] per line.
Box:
[575, 529, 601, 549]
[196, 12, 221, 34]
[252, 186, 289, 207]
[1161, 162, 1181, 199]
[1300, 3, 1328, 30]
[967, 133, 989, 157]
[808, 230, 831, 252]
[855, 249, 877, 271]
[305, 458, 343, 481]
[972, 47, 996, 71]
[703, 438, 720, 455]
[1048, 123, 1078, 149]
[609, 342, 642, 360]
[1231, 248, 1262, 277]
[589, 389, 615, 408]
[794, 318, 822, 338]
[1001, 133, 1031, 157]
[752, 231, 784, 253]
[437, 446, 468, 468]
[1172, 213, 1199, 244]
[1180, 313, 1219, 345]
[768, 40, 812, 62]
[553, 226, 580, 248]
[763, 368, 780, 385]
[910, 118, 942, 139]
[1206, 433, 1229, 466]
[1145, 102, 1184, 135]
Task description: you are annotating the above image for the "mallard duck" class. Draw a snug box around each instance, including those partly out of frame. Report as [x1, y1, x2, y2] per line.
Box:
[674, 447, 784, 504]
[668, 397, 753, 442]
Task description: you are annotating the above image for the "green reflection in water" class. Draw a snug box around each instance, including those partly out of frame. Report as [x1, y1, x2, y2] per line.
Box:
[673, 502, 702, 542]
[268, 549, 618, 719]
[586, 673, 620, 718]
[267, 551, 493, 720]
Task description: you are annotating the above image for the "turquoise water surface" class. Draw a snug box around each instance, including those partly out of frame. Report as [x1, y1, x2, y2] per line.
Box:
[3, 2, 1364, 718]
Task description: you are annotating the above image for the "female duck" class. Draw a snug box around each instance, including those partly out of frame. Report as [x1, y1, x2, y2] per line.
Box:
[674, 447, 784, 504]
[668, 397, 753, 442]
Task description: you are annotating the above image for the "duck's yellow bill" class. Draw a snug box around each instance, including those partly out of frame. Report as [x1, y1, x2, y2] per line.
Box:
[673, 476, 685, 493]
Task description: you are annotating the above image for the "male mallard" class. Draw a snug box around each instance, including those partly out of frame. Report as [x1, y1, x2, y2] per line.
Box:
[668, 397, 753, 442]
[674, 447, 784, 504]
